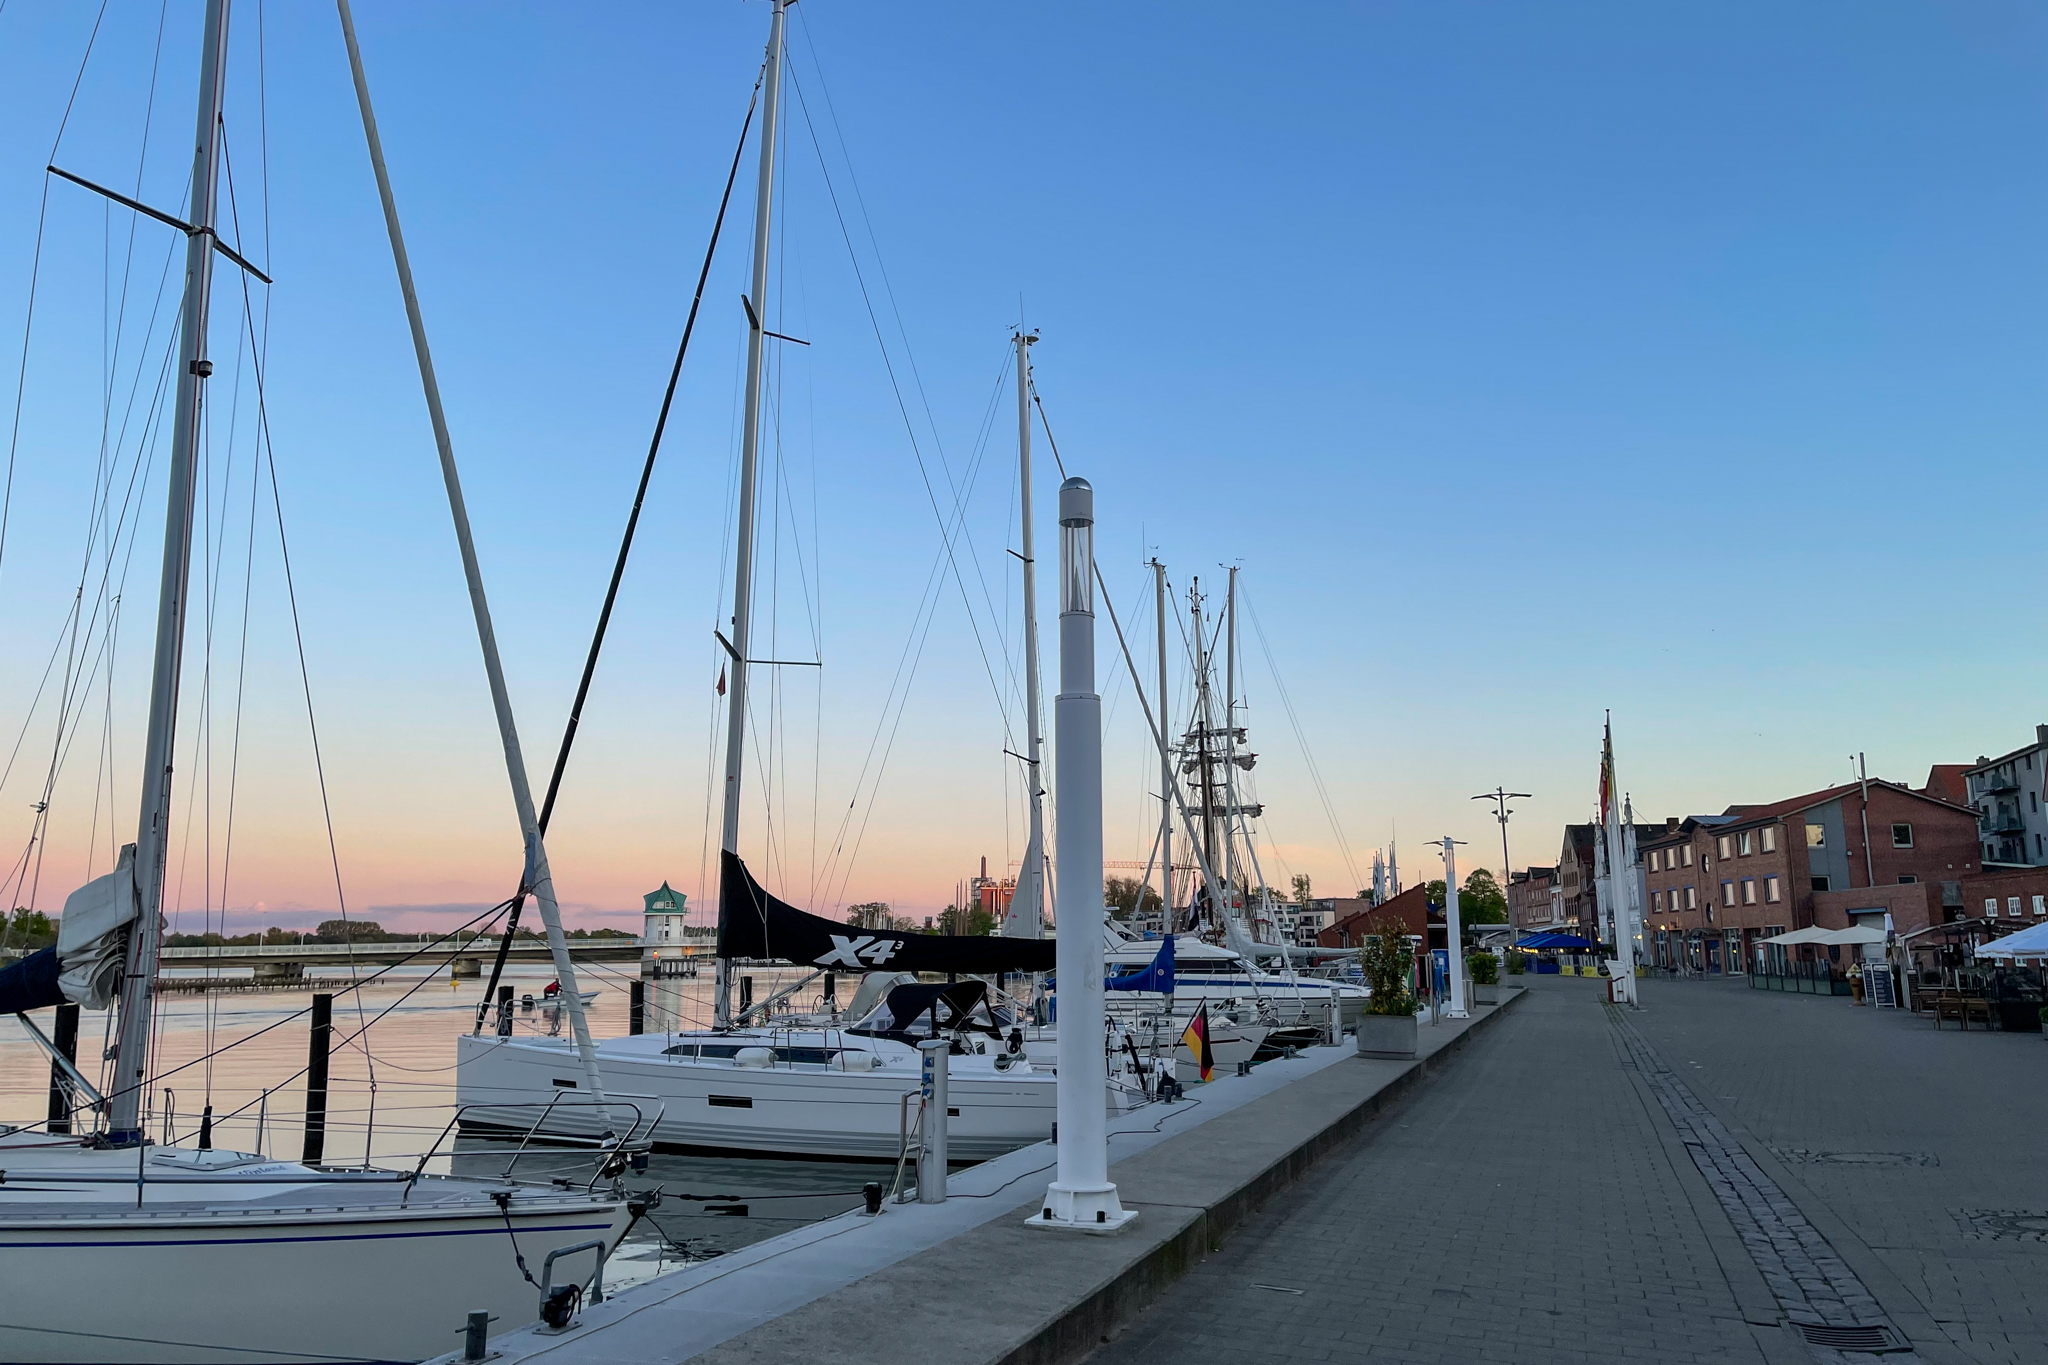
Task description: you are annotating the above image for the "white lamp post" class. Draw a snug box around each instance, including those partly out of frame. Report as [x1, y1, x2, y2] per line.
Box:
[1031, 476, 1136, 1235]
[1442, 836, 1468, 1019]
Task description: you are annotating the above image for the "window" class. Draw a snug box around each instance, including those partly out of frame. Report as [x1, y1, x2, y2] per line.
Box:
[2032, 792, 2039, 812]
[1718, 836, 1733, 859]
[2034, 895, 2045, 917]
[1651, 890, 1664, 911]
[1764, 876, 1781, 903]
[1806, 823, 1826, 848]
[1761, 826, 1778, 853]
[1742, 878, 1757, 905]
[1721, 880, 1736, 907]
[1898, 875, 1917, 884]
[1891, 823, 1913, 849]
[1738, 831, 1753, 856]
[2008, 897, 2023, 918]
[1812, 875, 1831, 892]
[1648, 850, 1661, 872]
[1985, 898, 1998, 916]
[1685, 886, 1697, 910]
[1681, 846, 1693, 867]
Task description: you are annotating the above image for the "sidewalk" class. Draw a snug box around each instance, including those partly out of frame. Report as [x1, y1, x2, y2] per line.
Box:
[1090, 975, 2046, 1365]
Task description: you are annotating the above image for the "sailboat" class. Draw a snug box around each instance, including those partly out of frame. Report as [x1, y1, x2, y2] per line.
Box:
[454, 0, 1145, 1163]
[0, 4, 631, 1360]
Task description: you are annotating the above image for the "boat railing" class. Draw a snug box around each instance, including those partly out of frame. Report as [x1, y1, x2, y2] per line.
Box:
[403, 1097, 652, 1203]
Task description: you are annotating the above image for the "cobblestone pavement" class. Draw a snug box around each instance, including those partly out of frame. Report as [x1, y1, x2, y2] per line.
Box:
[1087, 976, 2044, 1365]
[1630, 978, 2046, 1365]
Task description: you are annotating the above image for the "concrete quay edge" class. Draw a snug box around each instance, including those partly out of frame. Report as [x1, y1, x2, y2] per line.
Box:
[449, 986, 1524, 1365]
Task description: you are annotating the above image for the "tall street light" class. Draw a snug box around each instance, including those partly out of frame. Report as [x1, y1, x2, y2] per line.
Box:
[1472, 788, 1531, 930]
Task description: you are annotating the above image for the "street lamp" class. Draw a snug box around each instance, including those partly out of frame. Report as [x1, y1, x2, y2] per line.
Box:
[1471, 788, 1531, 932]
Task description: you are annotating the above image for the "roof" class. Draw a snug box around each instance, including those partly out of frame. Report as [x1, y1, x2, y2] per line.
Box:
[1966, 730, 2048, 776]
[1713, 779, 1976, 830]
[1920, 764, 1970, 805]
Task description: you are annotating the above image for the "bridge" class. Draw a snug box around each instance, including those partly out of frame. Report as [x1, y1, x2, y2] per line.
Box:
[152, 939, 710, 973]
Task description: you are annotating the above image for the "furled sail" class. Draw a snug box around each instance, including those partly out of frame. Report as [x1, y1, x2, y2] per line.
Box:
[718, 850, 1056, 975]
[0, 844, 140, 1013]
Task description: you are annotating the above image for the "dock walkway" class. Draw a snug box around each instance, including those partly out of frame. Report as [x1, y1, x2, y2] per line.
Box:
[442, 989, 1522, 1365]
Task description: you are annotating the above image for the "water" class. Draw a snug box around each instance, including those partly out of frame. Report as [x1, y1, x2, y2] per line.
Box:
[0, 962, 875, 1279]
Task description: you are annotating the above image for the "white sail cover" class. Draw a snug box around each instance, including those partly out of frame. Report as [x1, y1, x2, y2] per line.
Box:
[55, 843, 139, 1009]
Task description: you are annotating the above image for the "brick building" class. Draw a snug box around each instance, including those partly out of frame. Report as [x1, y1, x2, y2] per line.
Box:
[1639, 780, 1981, 976]
[1555, 826, 1598, 941]
[1507, 867, 1559, 933]
[1319, 884, 1433, 950]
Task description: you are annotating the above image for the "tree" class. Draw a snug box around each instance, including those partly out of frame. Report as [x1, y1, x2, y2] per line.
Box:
[1104, 876, 1163, 921]
[847, 902, 895, 930]
[4, 907, 56, 949]
[1421, 873, 1507, 936]
[1291, 874, 1314, 910]
[937, 904, 998, 936]
[314, 918, 385, 943]
[1359, 913, 1416, 1016]
[1459, 869, 1509, 925]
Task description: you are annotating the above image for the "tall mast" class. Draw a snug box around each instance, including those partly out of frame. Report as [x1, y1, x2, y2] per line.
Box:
[108, 0, 233, 1144]
[337, 0, 606, 1101]
[1152, 559, 1171, 924]
[1006, 330, 1046, 937]
[716, 0, 788, 1027]
[1223, 566, 1240, 918]
[1189, 580, 1218, 901]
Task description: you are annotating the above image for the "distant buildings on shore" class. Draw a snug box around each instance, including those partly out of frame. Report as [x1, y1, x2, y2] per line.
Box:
[1509, 723, 2048, 975]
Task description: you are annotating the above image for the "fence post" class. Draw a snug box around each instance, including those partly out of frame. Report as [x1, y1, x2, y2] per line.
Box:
[302, 992, 332, 1164]
[45, 1002, 80, 1134]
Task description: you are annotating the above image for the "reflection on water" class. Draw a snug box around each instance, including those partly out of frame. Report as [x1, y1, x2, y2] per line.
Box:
[0, 961, 867, 1275]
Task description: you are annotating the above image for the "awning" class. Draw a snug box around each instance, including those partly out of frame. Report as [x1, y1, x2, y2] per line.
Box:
[1760, 927, 1835, 946]
[1516, 933, 1595, 950]
[1973, 920, 2048, 959]
[1822, 925, 1888, 946]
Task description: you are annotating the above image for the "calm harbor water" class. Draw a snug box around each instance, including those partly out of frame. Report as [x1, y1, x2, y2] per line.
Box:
[0, 962, 873, 1277]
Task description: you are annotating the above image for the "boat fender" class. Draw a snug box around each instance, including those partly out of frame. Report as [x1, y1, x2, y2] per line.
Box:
[833, 1051, 878, 1072]
[733, 1047, 775, 1067]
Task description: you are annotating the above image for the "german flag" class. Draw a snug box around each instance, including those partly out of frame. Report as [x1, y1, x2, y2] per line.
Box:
[1181, 1003, 1214, 1082]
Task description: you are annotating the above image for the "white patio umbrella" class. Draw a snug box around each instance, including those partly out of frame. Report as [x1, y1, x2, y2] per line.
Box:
[1972, 920, 2048, 959]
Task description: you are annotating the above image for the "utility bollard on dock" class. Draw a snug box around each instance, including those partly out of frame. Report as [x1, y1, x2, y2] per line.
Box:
[461, 1310, 490, 1362]
[917, 1038, 950, 1203]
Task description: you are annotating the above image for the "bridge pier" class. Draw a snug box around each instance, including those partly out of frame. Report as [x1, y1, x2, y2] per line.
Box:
[450, 957, 482, 979]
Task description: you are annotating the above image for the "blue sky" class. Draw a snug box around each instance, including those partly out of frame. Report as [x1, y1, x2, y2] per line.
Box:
[1, 2, 2041, 930]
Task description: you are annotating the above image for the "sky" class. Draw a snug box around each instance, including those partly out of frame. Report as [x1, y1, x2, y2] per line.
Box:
[0, 1, 2042, 935]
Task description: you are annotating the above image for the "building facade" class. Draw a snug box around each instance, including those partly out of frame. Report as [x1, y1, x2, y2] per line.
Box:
[1507, 867, 1559, 933]
[1963, 726, 2048, 869]
[1639, 781, 1981, 976]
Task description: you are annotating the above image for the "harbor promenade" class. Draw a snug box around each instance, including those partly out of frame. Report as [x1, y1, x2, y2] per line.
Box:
[1091, 975, 2045, 1365]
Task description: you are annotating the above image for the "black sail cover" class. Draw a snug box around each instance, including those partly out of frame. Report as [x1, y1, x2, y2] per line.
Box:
[719, 851, 1055, 975]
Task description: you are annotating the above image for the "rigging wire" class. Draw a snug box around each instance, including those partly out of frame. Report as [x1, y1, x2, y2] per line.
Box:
[0, 0, 111, 590]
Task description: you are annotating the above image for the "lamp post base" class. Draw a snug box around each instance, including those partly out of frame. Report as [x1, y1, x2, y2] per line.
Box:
[1027, 1182, 1139, 1235]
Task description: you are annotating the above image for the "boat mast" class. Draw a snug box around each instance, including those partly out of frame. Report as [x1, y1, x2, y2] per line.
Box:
[1223, 566, 1241, 921]
[716, 0, 788, 1028]
[108, 0, 232, 1145]
[336, 0, 607, 1102]
[1005, 329, 1046, 938]
[1152, 559, 1171, 925]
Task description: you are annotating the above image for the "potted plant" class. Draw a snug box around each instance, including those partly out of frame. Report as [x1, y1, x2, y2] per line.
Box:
[1468, 950, 1500, 1004]
[1356, 917, 1419, 1058]
[1503, 948, 1526, 976]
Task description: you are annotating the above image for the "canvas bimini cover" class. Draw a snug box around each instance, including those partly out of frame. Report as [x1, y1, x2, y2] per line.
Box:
[718, 851, 1056, 975]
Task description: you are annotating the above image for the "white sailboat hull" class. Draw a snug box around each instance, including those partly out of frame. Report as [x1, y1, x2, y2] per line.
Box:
[457, 1032, 1129, 1162]
[0, 1200, 624, 1364]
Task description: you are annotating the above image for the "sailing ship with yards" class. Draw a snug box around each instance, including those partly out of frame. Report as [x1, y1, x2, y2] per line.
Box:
[0, 4, 634, 1360]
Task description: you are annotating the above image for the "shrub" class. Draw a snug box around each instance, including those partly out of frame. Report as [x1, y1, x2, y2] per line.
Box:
[1468, 950, 1499, 986]
[1503, 948, 1527, 976]
[1359, 915, 1416, 1016]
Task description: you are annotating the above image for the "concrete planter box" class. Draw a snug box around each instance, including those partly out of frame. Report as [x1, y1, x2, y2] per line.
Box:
[1356, 1012, 1418, 1058]
[1472, 983, 1498, 1005]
